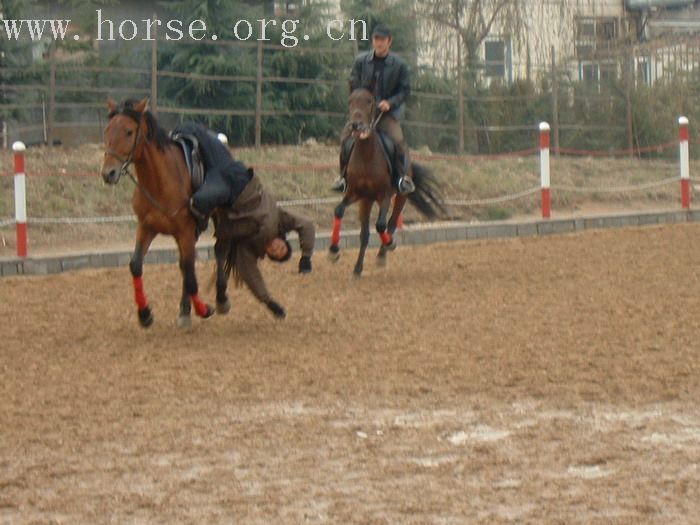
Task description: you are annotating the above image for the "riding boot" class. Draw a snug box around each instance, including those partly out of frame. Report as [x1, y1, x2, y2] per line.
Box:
[189, 197, 209, 237]
[331, 138, 354, 193]
[396, 151, 415, 195]
[330, 172, 347, 193]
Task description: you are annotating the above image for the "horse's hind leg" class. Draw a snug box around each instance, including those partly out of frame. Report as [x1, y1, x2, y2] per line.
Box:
[176, 234, 214, 329]
[130, 226, 156, 328]
[214, 238, 231, 314]
[329, 196, 351, 262]
[354, 199, 371, 276]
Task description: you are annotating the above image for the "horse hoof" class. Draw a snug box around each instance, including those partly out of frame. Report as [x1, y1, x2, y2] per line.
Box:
[138, 306, 154, 328]
[328, 246, 341, 263]
[376, 254, 387, 267]
[202, 305, 215, 319]
[216, 300, 231, 314]
[353, 267, 363, 277]
[387, 241, 397, 251]
[177, 315, 192, 330]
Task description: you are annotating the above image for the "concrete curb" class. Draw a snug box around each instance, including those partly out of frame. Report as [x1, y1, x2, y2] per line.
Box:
[2, 209, 699, 277]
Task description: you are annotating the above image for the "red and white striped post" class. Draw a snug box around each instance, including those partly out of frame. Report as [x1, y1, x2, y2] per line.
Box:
[679, 116, 690, 209]
[13, 141, 28, 257]
[539, 122, 551, 219]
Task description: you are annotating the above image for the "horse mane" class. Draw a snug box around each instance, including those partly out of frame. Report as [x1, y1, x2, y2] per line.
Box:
[108, 99, 171, 151]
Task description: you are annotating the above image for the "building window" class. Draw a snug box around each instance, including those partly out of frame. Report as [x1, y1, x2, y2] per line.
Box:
[274, 1, 302, 16]
[579, 61, 617, 86]
[576, 17, 618, 59]
[484, 36, 511, 82]
[636, 56, 652, 85]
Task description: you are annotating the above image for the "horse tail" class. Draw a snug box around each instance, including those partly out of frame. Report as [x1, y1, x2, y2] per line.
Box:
[223, 242, 244, 288]
[408, 162, 448, 220]
[206, 239, 238, 293]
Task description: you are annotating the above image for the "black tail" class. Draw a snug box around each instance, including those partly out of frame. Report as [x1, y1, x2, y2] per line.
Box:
[408, 162, 447, 220]
[208, 237, 239, 292]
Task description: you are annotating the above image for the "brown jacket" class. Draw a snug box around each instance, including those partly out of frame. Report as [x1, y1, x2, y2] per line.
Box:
[215, 175, 315, 304]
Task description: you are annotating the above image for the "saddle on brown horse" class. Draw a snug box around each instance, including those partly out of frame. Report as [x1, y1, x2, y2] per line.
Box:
[170, 131, 205, 192]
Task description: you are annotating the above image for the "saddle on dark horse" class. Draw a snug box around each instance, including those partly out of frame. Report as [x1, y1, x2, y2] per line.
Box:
[342, 131, 401, 187]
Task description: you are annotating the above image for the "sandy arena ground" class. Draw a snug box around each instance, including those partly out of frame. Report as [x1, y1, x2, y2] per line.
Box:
[1, 224, 700, 524]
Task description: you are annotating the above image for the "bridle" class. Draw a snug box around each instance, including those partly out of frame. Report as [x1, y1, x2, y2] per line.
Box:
[104, 119, 142, 183]
[104, 113, 185, 218]
[348, 96, 384, 137]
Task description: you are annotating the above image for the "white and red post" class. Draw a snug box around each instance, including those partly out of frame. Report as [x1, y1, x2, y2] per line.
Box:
[13, 141, 27, 257]
[539, 122, 551, 219]
[679, 116, 691, 209]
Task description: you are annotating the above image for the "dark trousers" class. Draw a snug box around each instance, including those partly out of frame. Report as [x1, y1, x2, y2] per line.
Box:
[191, 167, 250, 217]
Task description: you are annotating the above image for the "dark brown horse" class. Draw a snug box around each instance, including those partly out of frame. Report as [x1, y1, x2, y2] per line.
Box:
[101, 97, 214, 328]
[329, 88, 446, 276]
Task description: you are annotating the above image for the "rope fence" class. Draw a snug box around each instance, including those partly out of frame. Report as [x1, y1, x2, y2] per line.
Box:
[0, 118, 696, 256]
[445, 187, 541, 207]
[551, 176, 679, 194]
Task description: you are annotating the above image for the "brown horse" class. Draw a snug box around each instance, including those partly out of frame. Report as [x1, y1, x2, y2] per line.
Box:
[101, 97, 214, 328]
[329, 88, 446, 276]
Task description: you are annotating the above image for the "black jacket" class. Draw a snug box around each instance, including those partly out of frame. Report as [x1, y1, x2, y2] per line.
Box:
[350, 51, 410, 120]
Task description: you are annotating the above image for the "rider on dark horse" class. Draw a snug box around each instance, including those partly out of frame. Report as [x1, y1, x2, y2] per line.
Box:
[331, 23, 415, 195]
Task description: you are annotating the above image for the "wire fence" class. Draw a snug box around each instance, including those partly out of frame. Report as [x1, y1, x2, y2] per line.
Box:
[0, 140, 689, 229]
[4, 33, 700, 156]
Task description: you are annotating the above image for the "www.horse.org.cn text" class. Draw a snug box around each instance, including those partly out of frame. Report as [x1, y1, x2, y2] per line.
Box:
[0, 10, 370, 48]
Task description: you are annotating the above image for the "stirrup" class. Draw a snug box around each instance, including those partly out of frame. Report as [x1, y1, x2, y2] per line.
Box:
[398, 177, 415, 195]
[331, 177, 347, 193]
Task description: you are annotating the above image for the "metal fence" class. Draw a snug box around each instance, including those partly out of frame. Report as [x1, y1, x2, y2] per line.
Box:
[3, 33, 700, 155]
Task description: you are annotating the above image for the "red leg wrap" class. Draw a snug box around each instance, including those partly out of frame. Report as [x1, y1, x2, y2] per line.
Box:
[379, 231, 392, 246]
[331, 217, 342, 246]
[191, 294, 209, 318]
[133, 276, 148, 310]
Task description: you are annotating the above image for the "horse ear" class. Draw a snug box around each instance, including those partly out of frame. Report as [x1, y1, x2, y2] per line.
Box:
[106, 98, 117, 113]
[134, 96, 150, 114]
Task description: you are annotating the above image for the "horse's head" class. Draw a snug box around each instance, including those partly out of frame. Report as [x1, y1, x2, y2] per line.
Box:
[348, 88, 375, 141]
[101, 97, 150, 184]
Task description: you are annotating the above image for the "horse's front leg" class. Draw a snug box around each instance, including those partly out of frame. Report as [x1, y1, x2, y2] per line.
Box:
[329, 195, 351, 263]
[214, 237, 231, 314]
[130, 226, 156, 328]
[379, 194, 406, 261]
[176, 233, 214, 329]
[376, 194, 394, 245]
[387, 194, 408, 236]
[354, 199, 371, 277]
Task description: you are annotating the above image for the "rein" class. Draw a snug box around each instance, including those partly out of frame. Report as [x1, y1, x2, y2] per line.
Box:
[370, 110, 384, 130]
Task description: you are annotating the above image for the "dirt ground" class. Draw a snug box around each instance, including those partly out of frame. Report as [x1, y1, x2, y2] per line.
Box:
[1, 224, 700, 524]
